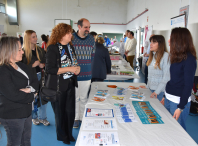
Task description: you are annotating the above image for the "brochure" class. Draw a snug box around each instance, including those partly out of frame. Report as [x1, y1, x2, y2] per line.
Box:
[94, 90, 109, 98]
[83, 119, 118, 130]
[85, 108, 114, 118]
[112, 96, 124, 100]
[91, 97, 105, 102]
[80, 132, 120, 146]
[120, 71, 134, 76]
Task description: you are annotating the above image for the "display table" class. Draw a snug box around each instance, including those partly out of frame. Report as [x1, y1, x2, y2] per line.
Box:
[106, 55, 140, 80]
[75, 82, 197, 146]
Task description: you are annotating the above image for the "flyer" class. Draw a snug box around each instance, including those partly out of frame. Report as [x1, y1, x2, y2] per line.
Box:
[113, 87, 128, 96]
[83, 119, 118, 130]
[112, 96, 124, 100]
[94, 90, 110, 98]
[91, 97, 106, 102]
[85, 108, 114, 118]
[80, 132, 120, 146]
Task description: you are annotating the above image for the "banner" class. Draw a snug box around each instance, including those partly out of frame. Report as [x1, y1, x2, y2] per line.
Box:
[179, 5, 189, 27]
[142, 25, 153, 74]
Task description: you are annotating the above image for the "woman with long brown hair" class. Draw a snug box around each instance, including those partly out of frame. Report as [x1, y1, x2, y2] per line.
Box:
[46, 23, 80, 144]
[146, 35, 170, 102]
[22, 30, 50, 126]
[164, 28, 197, 130]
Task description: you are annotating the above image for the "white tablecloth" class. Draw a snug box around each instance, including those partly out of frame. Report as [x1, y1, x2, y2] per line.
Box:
[75, 82, 197, 146]
[106, 56, 140, 80]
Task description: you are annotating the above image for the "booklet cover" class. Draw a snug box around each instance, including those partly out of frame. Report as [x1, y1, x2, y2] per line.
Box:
[94, 90, 109, 98]
[113, 87, 128, 96]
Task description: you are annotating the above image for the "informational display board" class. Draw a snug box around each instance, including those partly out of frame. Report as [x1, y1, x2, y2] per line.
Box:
[54, 19, 71, 26]
[171, 14, 186, 29]
[179, 5, 189, 27]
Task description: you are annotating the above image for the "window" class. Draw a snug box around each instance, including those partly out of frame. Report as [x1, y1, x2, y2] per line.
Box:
[0, 3, 6, 14]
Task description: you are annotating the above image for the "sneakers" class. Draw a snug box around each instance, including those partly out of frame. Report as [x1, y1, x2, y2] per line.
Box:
[39, 119, 50, 126]
[73, 120, 79, 128]
[32, 118, 40, 125]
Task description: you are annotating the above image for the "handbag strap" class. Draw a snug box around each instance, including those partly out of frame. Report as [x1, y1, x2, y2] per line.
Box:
[56, 59, 60, 92]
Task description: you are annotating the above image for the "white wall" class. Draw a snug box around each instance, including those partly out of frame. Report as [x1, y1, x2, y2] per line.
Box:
[4, 0, 127, 44]
[126, 0, 198, 75]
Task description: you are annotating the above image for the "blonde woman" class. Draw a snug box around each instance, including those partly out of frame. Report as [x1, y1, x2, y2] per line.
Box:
[0, 37, 38, 145]
[146, 35, 170, 102]
[22, 30, 50, 126]
[91, 34, 111, 82]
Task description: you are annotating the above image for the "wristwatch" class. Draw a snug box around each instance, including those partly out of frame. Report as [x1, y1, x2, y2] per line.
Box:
[177, 108, 184, 112]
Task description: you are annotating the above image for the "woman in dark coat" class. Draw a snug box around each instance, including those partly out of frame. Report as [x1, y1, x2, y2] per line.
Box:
[0, 37, 38, 145]
[46, 23, 80, 144]
[91, 34, 111, 82]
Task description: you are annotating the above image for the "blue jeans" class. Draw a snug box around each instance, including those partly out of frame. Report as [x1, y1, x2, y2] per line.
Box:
[150, 89, 164, 101]
[0, 115, 32, 146]
[164, 98, 191, 130]
[32, 72, 47, 120]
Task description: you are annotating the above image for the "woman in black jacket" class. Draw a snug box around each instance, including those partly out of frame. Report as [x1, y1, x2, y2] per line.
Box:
[46, 23, 80, 144]
[0, 37, 38, 145]
[22, 30, 50, 126]
[91, 34, 111, 82]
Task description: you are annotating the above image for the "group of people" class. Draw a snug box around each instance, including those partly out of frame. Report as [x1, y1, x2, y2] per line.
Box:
[0, 16, 197, 146]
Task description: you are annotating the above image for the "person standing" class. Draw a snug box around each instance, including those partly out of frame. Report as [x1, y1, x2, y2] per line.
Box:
[91, 34, 111, 82]
[22, 30, 50, 126]
[164, 28, 197, 130]
[125, 31, 137, 69]
[147, 35, 170, 102]
[0, 37, 38, 146]
[46, 23, 80, 144]
[41, 34, 48, 52]
[72, 18, 95, 128]
[104, 35, 111, 47]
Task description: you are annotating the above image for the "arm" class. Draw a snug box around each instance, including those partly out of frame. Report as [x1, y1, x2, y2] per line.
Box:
[0, 71, 34, 103]
[91, 43, 96, 62]
[154, 54, 170, 95]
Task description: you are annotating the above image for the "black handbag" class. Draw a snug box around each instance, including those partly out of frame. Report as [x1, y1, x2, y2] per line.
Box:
[40, 59, 61, 102]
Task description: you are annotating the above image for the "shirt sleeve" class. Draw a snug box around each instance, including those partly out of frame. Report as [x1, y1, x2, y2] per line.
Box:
[147, 45, 150, 54]
[178, 57, 197, 109]
[155, 54, 170, 95]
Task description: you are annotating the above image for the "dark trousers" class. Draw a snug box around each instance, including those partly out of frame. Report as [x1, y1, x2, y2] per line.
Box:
[91, 78, 104, 82]
[0, 115, 32, 146]
[144, 59, 148, 84]
[51, 78, 75, 142]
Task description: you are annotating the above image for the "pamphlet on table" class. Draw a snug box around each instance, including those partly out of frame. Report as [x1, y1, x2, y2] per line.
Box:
[85, 108, 114, 118]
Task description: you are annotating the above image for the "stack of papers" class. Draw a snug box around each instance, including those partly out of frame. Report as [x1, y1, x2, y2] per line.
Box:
[130, 91, 145, 101]
[132, 101, 164, 124]
[114, 103, 138, 123]
[113, 87, 128, 96]
[120, 71, 134, 76]
[94, 90, 110, 98]
[112, 96, 124, 100]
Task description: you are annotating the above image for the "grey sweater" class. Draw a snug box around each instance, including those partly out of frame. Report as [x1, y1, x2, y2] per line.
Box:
[147, 52, 170, 94]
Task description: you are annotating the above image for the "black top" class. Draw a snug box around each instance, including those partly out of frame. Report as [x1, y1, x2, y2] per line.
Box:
[45, 44, 78, 91]
[32, 50, 40, 73]
[166, 53, 197, 109]
[92, 42, 111, 79]
[0, 62, 39, 119]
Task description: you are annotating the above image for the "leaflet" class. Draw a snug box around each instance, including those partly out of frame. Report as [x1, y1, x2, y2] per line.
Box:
[113, 87, 128, 96]
[85, 108, 114, 118]
[94, 90, 110, 98]
[83, 119, 117, 130]
[80, 132, 120, 146]
[112, 96, 124, 100]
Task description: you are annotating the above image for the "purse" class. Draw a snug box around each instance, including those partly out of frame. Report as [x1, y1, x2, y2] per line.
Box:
[40, 58, 61, 102]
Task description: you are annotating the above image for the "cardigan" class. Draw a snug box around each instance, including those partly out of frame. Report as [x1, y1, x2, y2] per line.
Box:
[45, 44, 78, 91]
[147, 52, 170, 94]
[0, 62, 39, 119]
[92, 42, 111, 79]
[166, 53, 197, 109]
[124, 38, 137, 56]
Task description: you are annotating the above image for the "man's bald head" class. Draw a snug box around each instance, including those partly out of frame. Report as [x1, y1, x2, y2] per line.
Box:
[77, 18, 90, 37]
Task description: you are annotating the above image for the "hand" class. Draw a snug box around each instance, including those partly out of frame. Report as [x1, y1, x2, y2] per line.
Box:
[20, 88, 31, 93]
[70, 66, 80, 75]
[32, 60, 40, 67]
[160, 97, 165, 105]
[39, 63, 45, 68]
[150, 92, 157, 98]
[173, 109, 182, 120]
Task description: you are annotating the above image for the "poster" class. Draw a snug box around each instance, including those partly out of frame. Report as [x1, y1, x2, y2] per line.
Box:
[142, 25, 153, 74]
[170, 14, 186, 29]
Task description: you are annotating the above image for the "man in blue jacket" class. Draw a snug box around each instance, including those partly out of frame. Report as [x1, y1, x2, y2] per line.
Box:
[104, 35, 111, 47]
